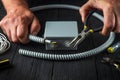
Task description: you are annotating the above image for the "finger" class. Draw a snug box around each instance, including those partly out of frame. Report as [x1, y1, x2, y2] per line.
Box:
[10, 26, 19, 42]
[6, 29, 12, 41]
[114, 23, 120, 33]
[0, 21, 12, 41]
[101, 7, 115, 35]
[79, 1, 94, 22]
[30, 16, 41, 35]
[112, 10, 120, 33]
[1, 27, 12, 41]
[17, 24, 29, 44]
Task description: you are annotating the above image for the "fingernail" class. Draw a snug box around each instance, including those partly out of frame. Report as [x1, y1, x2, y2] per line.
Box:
[81, 16, 85, 22]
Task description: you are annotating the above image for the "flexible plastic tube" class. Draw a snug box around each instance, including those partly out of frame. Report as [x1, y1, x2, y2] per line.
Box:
[19, 4, 115, 60]
[30, 4, 80, 11]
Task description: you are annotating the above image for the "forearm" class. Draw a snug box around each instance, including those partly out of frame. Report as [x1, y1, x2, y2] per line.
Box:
[1, 0, 28, 12]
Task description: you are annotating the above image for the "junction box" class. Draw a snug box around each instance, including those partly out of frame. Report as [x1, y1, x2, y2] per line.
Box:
[44, 21, 78, 50]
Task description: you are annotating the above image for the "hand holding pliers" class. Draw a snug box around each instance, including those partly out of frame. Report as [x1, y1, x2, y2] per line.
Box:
[69, 10, 102, 47]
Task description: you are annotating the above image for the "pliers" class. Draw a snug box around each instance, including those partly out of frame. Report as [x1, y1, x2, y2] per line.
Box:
[69, 25, 94, 47]
[69, 10, 102, 47]
[101, 57, 120, 71]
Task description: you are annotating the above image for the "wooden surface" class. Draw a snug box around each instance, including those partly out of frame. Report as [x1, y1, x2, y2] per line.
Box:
[0, 0, 120, 80]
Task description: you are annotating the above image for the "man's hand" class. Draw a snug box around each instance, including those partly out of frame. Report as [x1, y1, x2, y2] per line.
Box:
[80, 0, 120, 35]
[0, 0, 41, 43]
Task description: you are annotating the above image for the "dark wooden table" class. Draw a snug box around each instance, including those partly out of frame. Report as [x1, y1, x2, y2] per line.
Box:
[0, 0, 120, 80]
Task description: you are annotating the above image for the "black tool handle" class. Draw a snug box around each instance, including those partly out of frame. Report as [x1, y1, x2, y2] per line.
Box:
[84, 9, 102, 32]
[93, 26, 102, 32]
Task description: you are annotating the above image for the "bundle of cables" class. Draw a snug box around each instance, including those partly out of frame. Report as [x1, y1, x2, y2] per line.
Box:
[0, 33, 10, 54]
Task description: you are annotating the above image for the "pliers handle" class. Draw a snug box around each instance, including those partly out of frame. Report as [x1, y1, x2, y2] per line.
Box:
[69, 10, 102, 47]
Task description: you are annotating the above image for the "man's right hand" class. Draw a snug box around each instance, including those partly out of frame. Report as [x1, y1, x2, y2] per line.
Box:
[0, 0, 41, 44]
[80, 0, 120, 36]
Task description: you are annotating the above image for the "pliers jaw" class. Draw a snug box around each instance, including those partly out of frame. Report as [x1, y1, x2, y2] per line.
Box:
[68, 25, 94, 48]
[68, 31, 86, 48]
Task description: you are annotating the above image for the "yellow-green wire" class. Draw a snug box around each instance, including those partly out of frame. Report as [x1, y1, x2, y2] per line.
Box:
[0, 59, 9, 64]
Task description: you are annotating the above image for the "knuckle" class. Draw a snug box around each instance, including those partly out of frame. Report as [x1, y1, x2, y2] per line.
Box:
[27, 11, 34, 17]
[1, 19, 8, 25]
[106, 3, 114, 9]
[18, 16, 24, 21]
[25, 11, 34, 19]
[1, 17, 17, 26]
[8, 18, 14, 22]
[18, 16, 26, 23]
[18, 15, 31, 24]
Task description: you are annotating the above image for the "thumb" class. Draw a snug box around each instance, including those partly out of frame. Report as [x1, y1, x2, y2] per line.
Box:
[79, 1, 94, 22]
[30, 16, 41, 35]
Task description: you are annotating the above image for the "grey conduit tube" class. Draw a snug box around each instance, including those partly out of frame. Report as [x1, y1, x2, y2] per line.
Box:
[19, 4, 115, 60]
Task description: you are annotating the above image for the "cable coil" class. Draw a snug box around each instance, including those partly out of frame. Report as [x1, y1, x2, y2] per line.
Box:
[19, 4, 115, 60]
[0, 33, 10, 54]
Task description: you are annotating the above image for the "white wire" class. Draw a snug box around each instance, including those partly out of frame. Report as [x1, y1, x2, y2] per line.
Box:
[0, 33, 10, 54]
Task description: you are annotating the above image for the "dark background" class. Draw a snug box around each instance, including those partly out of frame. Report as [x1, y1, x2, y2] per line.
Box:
[0, 0, 120, 80]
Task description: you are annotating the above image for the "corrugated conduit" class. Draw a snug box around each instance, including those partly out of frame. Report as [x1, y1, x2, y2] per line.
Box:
[19, 4, 115, 60]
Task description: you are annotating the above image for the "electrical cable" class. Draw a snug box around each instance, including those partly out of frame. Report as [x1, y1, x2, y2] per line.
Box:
[0, 33, 10, 54]
[19, 4, 115, 60]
